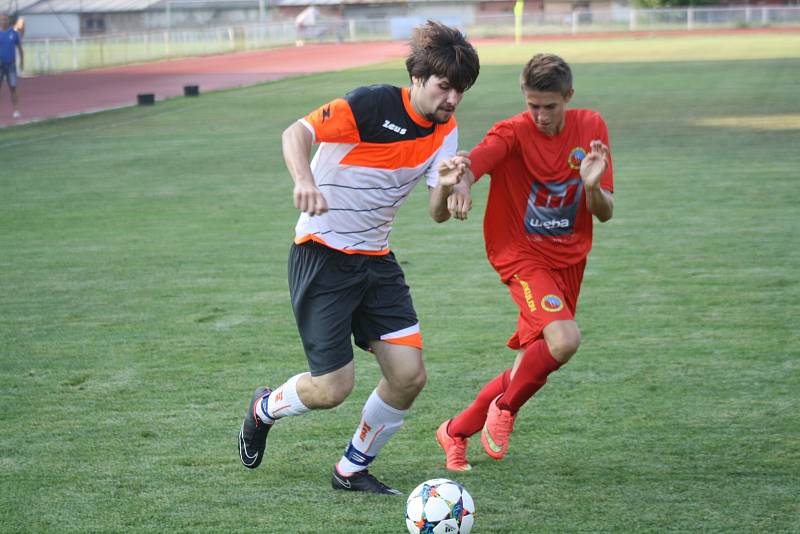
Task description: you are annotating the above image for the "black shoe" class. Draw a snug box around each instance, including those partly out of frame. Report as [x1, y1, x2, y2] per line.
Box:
[238, 386, 272, 469]
[331, 466, 402, 495]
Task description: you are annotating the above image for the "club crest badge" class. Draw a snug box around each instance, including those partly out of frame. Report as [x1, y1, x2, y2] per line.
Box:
[568, 146, 587, 170]
[541, 294, 564, 312]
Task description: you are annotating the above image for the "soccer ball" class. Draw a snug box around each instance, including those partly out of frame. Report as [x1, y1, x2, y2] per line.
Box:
[405, 478, 475, 534]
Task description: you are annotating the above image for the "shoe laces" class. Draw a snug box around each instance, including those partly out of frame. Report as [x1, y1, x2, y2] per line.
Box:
[447, 435, 469, 466]
[490, 405, 516, 443]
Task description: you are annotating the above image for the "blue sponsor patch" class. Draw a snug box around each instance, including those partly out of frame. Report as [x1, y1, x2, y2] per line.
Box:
[525, 178, 582, 236]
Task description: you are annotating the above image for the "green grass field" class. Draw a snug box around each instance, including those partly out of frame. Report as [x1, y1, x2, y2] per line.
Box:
[2, 35, 799, 532]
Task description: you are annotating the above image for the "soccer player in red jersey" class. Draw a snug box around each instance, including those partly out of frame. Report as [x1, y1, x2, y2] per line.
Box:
[435, 53, 614, 471]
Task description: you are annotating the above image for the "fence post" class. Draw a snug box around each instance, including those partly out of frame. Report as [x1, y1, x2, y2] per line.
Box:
[687, 7, 694, 30]
[71, 38, 77, 70]
[571, 10, 578, 34]
[761, 6, 768, 25]
[514, 0, 524, 44]
[45, 38, 51, 72]
[348, 19, 356, 42]
[629, 8, 636, 31]
[164, 31, 170, 55]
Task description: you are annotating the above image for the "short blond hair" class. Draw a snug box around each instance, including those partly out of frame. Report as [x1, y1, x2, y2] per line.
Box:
[521, 53, 573, 96]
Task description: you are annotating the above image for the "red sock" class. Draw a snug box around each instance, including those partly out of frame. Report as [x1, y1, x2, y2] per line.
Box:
[448, 369, 511, 438]
[497, 339, 561, 413]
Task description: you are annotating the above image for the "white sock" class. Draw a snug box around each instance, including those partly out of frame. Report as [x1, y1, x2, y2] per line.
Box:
[257, 373, 310, 422]
[336, 389, 406, 475]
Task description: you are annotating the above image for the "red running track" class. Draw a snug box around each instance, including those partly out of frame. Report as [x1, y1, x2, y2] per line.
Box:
[0, 41, 409, 127]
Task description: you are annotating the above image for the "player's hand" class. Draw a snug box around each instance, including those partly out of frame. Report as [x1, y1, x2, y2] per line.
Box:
[447, 181, 473, 221]
[580, 140, 609, 189]
[293, 181, 328, 215]
[437, 155, 470, 187]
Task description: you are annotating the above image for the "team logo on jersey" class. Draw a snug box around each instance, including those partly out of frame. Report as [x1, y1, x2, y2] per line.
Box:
[541, 295, 564, 312]
[382, 119, 407, 135]
[568, 146, 587, 170]
[322, 105, 331, 121]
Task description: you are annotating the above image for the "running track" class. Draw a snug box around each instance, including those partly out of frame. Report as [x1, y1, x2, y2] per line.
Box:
[0, 41, 409, 127]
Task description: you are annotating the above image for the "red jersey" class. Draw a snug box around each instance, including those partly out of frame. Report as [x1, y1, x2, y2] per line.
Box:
[470, 109, 614, 281]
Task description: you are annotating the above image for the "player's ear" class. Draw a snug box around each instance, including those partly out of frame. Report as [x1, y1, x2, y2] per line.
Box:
[563, 88, 575, 103]
[412, 75, 431, 89]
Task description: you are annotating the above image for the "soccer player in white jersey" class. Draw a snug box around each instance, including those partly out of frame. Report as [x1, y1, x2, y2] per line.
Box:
[238, 21, 480, 494]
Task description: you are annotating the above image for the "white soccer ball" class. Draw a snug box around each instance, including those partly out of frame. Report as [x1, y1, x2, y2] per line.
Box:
[405, 478, 475, 534]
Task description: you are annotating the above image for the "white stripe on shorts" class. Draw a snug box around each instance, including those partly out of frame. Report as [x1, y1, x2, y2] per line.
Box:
[380, 322, 420, 341]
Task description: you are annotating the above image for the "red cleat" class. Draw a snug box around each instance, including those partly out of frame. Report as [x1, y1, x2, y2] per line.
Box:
[436, 420, 472, 471]
[481, 395, 516, 460]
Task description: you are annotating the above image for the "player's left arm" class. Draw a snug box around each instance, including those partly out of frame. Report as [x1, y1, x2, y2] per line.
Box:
[427, 125, 465, 223]
[446, 160, 475, 221]
[428, 152, 470, 223]
[581, 139, 614, 222]
[16, 33, 23, 71]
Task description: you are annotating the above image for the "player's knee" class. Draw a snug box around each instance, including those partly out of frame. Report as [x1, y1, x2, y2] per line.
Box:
[409, 366, 427, 395]
[308, 373, 354, 408]
[316, 382, 353, 408]
[395, 366, 427, 399]
[545, 324, 581, 363]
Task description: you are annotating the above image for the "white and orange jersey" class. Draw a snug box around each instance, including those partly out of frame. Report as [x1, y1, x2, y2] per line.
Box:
[295, 84, 458, 254]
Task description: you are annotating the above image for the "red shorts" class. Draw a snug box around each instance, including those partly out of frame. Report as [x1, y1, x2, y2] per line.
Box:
[505, 259, 586, 350]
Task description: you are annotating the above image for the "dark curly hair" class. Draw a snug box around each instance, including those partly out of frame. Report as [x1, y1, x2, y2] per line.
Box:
[405, 21, 480, 93]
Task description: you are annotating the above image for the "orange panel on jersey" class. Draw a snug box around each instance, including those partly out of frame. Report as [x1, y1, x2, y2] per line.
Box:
[305, 98, 360, 144]
[340, 120, 456, 169]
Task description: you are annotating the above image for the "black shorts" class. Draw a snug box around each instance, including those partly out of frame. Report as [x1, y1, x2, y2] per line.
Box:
[288, 241, 420, 376]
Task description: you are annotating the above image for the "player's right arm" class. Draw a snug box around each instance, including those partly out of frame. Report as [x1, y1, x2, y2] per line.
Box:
[283, 96, 363, 216]
[282, 121, 328, 215]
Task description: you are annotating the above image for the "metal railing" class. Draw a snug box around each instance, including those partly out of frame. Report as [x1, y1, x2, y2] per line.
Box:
[22, 6, 800, 75]
[28, 27, 238, 72]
